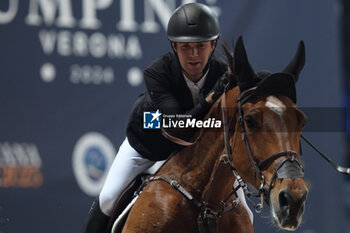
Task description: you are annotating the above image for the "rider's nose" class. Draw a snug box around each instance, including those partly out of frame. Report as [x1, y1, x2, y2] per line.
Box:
[192, 47, 198, 56]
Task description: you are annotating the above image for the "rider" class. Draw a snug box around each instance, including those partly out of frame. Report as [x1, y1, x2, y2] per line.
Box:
[82, 3, 232, 232]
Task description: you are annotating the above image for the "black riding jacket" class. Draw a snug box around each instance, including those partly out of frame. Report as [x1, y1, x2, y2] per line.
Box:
[126, 52, 227, 161]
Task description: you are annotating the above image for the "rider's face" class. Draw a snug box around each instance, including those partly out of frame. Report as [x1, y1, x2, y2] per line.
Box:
[173, 41, 216, 82]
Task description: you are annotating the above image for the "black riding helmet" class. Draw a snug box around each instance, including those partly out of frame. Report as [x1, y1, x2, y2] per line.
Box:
[167, 3, 220, 77]
[167, 3, 220, 42]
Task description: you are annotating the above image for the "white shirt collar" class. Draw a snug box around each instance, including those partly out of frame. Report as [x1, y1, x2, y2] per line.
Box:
[183, 70, 209, 105]
[183, 70, 209, 89]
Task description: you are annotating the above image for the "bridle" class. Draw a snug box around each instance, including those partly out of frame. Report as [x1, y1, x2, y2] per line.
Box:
[234, 87, 305, 209]
[157, 86, 306, 220]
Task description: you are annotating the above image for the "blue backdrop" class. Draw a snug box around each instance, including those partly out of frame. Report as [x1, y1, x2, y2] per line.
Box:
[0, 0, 348, 233]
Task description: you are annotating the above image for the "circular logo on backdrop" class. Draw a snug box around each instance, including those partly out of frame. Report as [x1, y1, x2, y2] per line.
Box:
[72, 132, 115, 196]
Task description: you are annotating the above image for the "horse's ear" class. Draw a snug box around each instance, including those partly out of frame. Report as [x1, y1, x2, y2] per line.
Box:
[283, 41, 305, 83]
[221, 42, 234, 74]
[234, 36, 257, 92]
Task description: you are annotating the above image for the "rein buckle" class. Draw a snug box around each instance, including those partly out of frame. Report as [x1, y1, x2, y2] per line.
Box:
[254, 193, 264, 213]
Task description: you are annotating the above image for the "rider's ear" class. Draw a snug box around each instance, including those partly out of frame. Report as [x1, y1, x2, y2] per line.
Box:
[211, 39, 217, 48]
[282, 41, 305, 83]
[171, 42, 177, 52]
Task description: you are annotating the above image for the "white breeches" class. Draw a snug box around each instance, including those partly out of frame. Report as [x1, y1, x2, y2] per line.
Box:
[99, 138, 155, 216]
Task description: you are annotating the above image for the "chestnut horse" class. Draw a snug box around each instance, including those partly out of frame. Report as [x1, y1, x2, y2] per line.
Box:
[116, 37, 308, 233]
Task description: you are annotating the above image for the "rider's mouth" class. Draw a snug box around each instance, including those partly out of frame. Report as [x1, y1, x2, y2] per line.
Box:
[189, 62, 200, 66]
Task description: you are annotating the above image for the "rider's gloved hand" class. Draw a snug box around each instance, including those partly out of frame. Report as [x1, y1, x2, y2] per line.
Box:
[206, 72, 232, 103]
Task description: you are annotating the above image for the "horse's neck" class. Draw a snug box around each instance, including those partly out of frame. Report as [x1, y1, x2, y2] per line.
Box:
[201, 88, 240, 201]
[157, 87, 240, 197]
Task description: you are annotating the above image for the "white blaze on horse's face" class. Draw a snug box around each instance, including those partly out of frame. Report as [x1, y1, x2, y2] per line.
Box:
[265, 96, 286, 116]
[265, 96, 289, 149]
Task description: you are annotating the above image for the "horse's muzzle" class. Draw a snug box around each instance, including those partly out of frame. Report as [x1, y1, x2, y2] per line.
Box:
[272, 182, 308, 231]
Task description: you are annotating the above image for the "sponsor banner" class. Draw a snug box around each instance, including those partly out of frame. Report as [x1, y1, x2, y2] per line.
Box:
[0, 0, 222, 89]
[0, 1, 347, 233]
[72, 132, 115, 196]
[0, 142, 43, 188]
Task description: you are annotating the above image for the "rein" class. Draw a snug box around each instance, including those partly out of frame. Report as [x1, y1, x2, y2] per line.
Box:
[145, 154, 244, 233]
[149, 88, 253, 233]
[156, 88, 268, 219]
[300, 135, 350, 175]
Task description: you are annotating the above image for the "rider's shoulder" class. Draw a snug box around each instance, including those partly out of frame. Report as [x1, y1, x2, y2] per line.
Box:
[145, 53, 175, 71]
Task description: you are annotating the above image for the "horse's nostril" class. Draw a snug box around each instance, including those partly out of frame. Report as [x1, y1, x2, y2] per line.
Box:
[279, 191, 290, 216]
[279, 191, 289, 207]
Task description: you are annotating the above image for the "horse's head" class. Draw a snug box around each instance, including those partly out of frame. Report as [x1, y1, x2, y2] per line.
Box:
[228, 37, 308, 230]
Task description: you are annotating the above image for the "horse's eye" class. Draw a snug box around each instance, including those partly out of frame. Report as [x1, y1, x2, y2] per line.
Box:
[244, 115, 257, 129]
